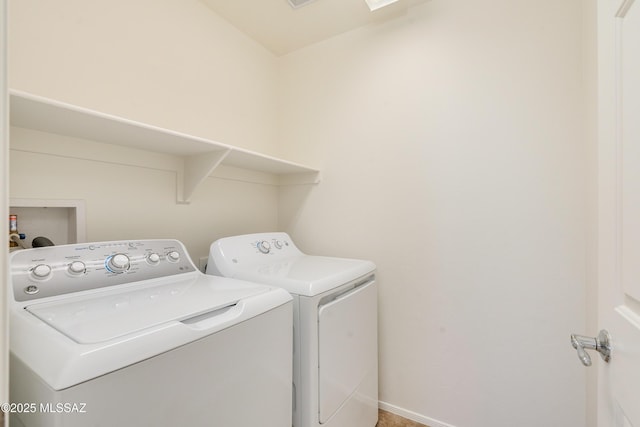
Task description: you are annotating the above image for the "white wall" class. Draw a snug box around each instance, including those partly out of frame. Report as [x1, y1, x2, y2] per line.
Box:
[8, 0, 283, 259]
[278, 1, 589, 426]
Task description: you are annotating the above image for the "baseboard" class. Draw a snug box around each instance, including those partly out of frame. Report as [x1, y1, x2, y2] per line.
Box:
[378, 401, 457, 427]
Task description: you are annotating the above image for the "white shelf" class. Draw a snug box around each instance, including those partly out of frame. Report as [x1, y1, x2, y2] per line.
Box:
[9, 90, 320, 203]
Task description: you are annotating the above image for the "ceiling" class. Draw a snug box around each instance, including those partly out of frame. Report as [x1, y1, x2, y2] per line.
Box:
[201, 0, 429, 56]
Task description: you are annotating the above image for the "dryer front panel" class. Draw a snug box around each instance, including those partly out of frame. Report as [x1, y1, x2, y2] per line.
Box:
[318, 278, 377, 423]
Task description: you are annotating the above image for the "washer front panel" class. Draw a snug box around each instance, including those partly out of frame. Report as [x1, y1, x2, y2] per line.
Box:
[9, 239, 293, 390]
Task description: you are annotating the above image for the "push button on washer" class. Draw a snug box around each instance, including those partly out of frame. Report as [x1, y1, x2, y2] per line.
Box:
[24, 285, 39, 295]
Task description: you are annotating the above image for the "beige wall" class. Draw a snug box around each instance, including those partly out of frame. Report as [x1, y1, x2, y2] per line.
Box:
[8, 0, 283, 259]
[278, 1, 590, 426]
[1, 0, 8, 422]
[9, 0, 279, 155]
[9, 128, 280, 259]
[582, 0, 599, 424]
[8, 0, 594, 426]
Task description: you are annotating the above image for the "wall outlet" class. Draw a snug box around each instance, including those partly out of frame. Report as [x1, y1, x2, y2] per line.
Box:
[198, 256, 208, 273]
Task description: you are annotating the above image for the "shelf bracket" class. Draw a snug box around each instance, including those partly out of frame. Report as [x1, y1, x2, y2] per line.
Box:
[177, 149, 232, 204]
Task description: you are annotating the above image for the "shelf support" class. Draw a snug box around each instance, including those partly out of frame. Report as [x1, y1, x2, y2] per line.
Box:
[10, 91, 322, 205]
[177, 149, 231, 204]
[278, 170, 322, 185]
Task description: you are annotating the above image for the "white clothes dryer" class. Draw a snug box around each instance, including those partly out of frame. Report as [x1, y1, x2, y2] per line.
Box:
[206, 232, 378, 427]
[9, 239, 292, 427]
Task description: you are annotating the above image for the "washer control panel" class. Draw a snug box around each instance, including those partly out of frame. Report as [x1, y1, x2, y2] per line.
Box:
[10, 240, 197, 302]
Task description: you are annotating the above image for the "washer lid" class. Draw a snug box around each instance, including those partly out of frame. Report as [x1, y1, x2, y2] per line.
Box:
[234, 255, 376, 296]
[26, 275, 270, 344]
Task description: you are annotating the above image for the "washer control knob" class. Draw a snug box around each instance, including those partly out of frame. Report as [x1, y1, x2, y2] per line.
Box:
[167, 251, 180, 262]
[32, 264, 52, 279]
[257, 240, 271, 254]
[68, 261, 86, 275]
[273, 240, 283, 250]
[108, 253, 130, 273]
[147, 253, 161, 265]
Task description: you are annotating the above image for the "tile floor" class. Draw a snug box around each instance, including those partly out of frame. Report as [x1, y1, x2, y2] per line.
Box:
[377, 409, 429, 427]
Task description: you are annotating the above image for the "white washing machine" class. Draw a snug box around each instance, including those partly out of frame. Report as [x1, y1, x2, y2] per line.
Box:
[206, 232, 378, 427]
[9, 239, 292, 427]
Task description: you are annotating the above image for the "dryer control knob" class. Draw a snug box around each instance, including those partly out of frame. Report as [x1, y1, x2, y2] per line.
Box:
[32, 264, 52, 279]
[167, 251, 180, 262]
[108, 254, 130, 273]
[274, 240, 283, 250]
[257, 240, 271, 254]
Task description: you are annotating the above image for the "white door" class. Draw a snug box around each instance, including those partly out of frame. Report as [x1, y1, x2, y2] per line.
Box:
[596, 0, 640, 425]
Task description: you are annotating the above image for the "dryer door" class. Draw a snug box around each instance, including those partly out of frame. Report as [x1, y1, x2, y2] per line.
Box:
[318, 279, 377, 423]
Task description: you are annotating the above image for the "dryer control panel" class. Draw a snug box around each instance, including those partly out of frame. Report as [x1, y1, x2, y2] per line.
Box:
[10, 239, 197, 302]
[254, 235, 294, 256]
[206, 232, 304, 277]
[233, 232, 301, 257]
